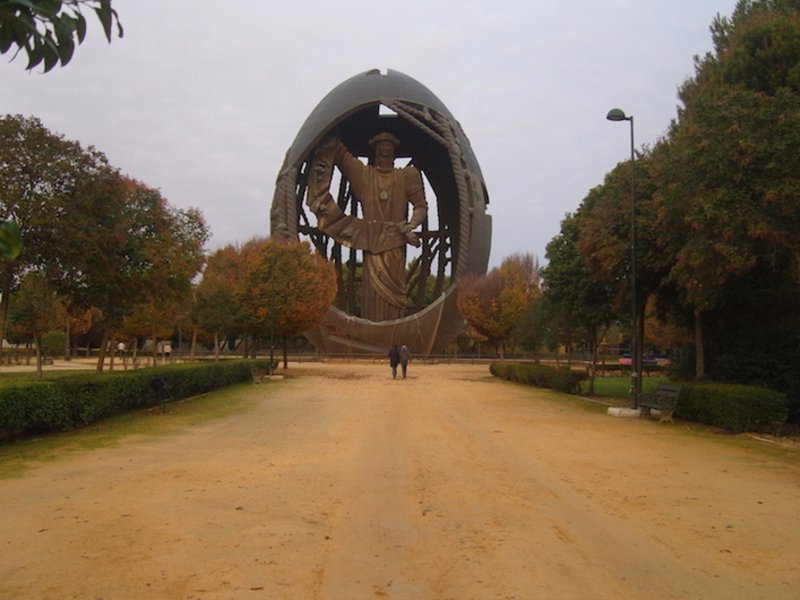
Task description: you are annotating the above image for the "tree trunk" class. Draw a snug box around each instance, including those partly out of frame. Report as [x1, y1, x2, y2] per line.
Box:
[34, 329, 44, 380]
[109, 338, 117, 371]
[694, 308, 705, 379]
[152, 326, 159, 366]
[96, 326, 112, 372]
[190, 326, 198, 361]
[0, 267, 12, 349]
[214, 330, 220, 362]
[64, 318, 71, 361]
[588, 330, 598, 395]
[282, 335, 288, 369]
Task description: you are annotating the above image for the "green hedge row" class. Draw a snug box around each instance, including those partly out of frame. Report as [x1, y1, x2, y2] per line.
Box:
[674, 381, 788, 434]
[489, 362, 588, 394]
[490, 363, 788, 434]
[0, 360, 273, 441]
[589, 363, 666, 375]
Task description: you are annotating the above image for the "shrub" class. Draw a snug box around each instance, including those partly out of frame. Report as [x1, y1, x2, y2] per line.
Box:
[489, 362, 513, 380]
[490, 364, 788, 434]
[489, 362, 588, 394]
[675, 381, 788, 434]
[41, 330, 68, 357]
[0, 360, 273, 442]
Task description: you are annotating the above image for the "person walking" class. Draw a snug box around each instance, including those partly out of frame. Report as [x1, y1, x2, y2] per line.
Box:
[399, 344, 411, 379]
[388, 344, 400, 379]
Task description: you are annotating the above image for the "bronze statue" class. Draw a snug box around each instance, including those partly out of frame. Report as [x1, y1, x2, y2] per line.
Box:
[307, 132, 427, 321]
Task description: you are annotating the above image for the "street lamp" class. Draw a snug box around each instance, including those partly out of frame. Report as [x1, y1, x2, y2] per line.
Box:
[606, 107, 640, 409]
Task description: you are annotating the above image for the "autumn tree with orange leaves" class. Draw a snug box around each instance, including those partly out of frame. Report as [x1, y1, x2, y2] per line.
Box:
[195, 238, 336, 364]
[457, 253, 541, 358]
[238, 238, 337, 365]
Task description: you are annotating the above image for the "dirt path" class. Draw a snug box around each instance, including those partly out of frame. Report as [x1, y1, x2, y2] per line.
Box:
[1, 362, 799, 599]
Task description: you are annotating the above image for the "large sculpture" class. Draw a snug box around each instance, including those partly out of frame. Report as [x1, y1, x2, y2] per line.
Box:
[271, 69, 491, 355]
[308, 131, 428, 321]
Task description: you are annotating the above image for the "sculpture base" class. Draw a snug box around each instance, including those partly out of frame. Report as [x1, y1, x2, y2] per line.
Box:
[304, 287, 463, 357]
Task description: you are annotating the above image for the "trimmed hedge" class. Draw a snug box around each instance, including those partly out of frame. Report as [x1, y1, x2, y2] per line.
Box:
[490, 362, 588, 394]
[490, 363, 788, 434]
[0, 360, 273, 441]
[590, 363, 666, 375]
[675, 381, 788, 434]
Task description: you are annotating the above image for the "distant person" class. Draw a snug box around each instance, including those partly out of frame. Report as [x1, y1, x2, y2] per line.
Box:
[388, 344, 400, 379]
[399, 344, 411, 379]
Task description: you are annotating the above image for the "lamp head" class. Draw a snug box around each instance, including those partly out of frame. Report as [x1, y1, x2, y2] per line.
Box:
[606, 108, 630, 122]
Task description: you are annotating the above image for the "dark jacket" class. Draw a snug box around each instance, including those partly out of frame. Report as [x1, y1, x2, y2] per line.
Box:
[389, 345, 400, 367]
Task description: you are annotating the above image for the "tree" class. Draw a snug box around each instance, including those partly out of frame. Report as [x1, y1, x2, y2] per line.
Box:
[114, 191, 207, 367]
[238, 238, 337, 365]
[8, 270, 64, 378]
[1, 116, 208, 369]
[0, 0, 123, 72]
[62, 303, 93, 357]
[457, 253, 541, 358]
[194, 239, 337, 364]
[193, 285, 236, 360]
[0, 114, 108, 345]
[512, 296, 546, 359]
[194, 245, 242, 359]
[119, 299, 179, 367]
[9, 165, 209, 371]
[541, 214, 617, 392]
[72, 178, 208, 371]
[655, 0, 800, 378]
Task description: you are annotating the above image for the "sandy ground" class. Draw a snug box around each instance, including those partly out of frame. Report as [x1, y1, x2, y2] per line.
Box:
[1, 361, 799, 599]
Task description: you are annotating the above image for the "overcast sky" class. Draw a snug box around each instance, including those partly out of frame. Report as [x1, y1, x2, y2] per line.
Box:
[1, 0, 736, 268]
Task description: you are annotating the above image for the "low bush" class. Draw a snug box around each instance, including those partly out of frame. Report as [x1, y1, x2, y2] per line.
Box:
[489, 362, 588, 394]
[590, 363, 666, 376]
[41, 330, 68, 357]
[490, 363, 788, 434]
[675, 381, 788, 434]
[0, 360, 273, 442]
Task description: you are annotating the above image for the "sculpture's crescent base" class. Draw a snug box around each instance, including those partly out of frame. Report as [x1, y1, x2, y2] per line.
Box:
[304, 287, 463, 357]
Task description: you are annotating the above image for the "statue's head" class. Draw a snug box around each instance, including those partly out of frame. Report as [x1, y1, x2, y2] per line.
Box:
[369, 131, 400, 165]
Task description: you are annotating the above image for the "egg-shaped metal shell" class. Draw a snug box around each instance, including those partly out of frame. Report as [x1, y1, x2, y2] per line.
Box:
[271, 69, 491, 356]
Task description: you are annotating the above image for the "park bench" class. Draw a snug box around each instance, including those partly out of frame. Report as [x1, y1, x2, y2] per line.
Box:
[639, 383, 682, 423]
[150, 377, 173, 413]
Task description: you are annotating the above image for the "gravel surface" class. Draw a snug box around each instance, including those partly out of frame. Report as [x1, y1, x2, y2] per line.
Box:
[1, 362, 798, 599]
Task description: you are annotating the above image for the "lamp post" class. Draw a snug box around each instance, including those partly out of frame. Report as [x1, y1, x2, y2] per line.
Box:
[606, 107, 640, 409]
